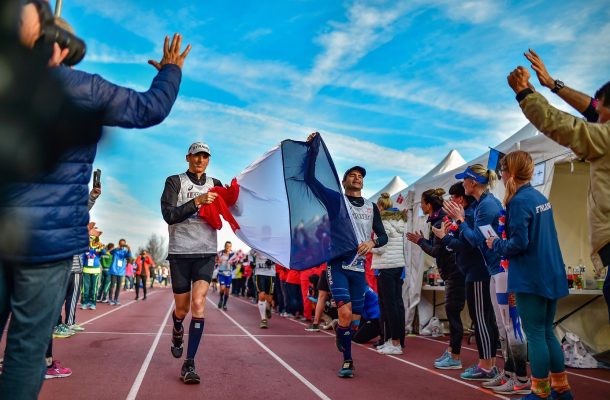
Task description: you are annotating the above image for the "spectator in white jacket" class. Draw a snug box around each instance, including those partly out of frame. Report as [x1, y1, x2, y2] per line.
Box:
[371, 193, 407, 355]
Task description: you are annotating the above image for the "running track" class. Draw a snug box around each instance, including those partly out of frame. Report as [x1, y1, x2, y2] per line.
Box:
[20, 288, 609, 399]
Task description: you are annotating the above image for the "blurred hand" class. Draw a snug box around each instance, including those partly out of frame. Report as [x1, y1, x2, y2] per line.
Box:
[20, 4, 41, 48]
[307, 132, 319, 142]
[48, 43, 69, 67]
[524, 49, 554, 88]
[148, 33, 192, 71]
[194, 191, 218, 206]
[443, 200, 465, 222]
[431, 225, 445, 239]
[486, 237, 497, 249]
[507, 66, 532, 94]
[406, 230, 424, 244]
[357, 240, 375, 256]
[90, 186, 102, 199]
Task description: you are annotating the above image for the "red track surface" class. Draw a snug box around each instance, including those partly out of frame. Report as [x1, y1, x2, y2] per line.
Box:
[8, 287, 605, 399]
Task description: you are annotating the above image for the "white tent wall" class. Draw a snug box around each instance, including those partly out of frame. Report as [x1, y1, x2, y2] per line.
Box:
[368, 176, 408, 203]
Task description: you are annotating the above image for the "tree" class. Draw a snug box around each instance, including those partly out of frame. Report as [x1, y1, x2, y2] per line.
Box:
[143, 233, 167, 266]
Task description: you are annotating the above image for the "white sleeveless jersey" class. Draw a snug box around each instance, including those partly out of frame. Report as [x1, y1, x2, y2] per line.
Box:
[168, 174, 217, 255]
[343, 196, 375, 272]
[217, 251, 233, 276]
[252, 251, 276, 277]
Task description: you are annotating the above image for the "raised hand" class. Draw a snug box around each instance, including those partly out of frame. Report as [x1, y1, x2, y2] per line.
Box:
[148, 33, 192, 71]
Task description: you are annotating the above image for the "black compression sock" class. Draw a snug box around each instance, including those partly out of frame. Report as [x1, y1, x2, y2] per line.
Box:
[172, 310, 184, 332]
[187, 317, 205, 359]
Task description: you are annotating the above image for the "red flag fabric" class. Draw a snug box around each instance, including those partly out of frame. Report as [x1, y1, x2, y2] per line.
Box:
[198, 178, 240, 231]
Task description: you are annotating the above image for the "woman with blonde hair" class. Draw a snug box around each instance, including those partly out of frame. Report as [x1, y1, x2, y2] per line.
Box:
[408, 188, 465, 367]
[487, 151, 571, 400]
[445, 163, 529, 391]
[371, 193, 407, 355]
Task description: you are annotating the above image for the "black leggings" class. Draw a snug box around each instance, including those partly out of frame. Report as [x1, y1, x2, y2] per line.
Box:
[64, 272, 81, 326]
[377, 268, 406, 346]
[444, 278, 466, 355]
[353, 318, 381, 344]
[109, 275, 123, 302]
[135, 275, 147, 299]
[466, 279, 498, 360]
[599, 243, 610, 323]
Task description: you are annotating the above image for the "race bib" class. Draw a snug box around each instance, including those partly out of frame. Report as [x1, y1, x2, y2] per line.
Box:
[117, 260, 124, 267]
[87, 258, 94, 267]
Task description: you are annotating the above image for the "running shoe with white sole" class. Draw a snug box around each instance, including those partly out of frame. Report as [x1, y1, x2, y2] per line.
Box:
[259, 319, 268, 329]
[375, 340, 391, 350]
[68, 324, 85, 332]
[52, 325, 74, 339]
[460, 365, 499, 381]
[337, 360, 354, 378]
[171, 327, 184, 358]
[180, 359, 200, 384]
[45, 360, 72, 379]
[80, 303, 89, 310]
[377, 344, 403, 355]
[481, 371, 507, 388]
[89, 304, 96, 310]
[492, 377, 531, 395]
[305, 323, 320, 332]
[434, 356, 462, 369]
[435, 349, 450, 363]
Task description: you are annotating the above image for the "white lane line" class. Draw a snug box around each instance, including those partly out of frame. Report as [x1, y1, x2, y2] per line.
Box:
[212, 302, 331, 400]
[79, 331, 329, 338]
[283, 317, 508, 399]
[126, 298, 175, 400]
[414, 335, 610, 385]
[79, 291, 160, 326]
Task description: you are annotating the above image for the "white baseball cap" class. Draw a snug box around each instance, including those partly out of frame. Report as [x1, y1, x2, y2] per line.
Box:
[188, 142, 211, 156]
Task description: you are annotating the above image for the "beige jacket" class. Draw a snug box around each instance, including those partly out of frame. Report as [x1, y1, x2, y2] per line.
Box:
[520, 92, 610, 255]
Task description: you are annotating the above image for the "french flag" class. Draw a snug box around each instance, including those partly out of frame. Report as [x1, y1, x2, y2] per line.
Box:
[229, 134, 358, 270]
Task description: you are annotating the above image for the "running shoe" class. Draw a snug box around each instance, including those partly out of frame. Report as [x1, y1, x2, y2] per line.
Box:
[180, 359, 200, 384]
[305, 323, 320, 332]
[551, 390, 574, 400]
[337, 359, 354, 378]
[68, 324, 85, 332]
[52, 325, 74, 339]
[266, 308, 272, 319]
[435, 349, 450, 363]
[378, 344, 403, 355]
[89, 304, 96, 310]
[434, 356, 462, 369]
[108, 300, 115, 305]
[482, 371, 507, 388]
[492, 377, 531, 395]
[460, 365, 498, 381]
[259, 319, 268, 329]
[80, 303, 89, 310]
[100, 299, 109, 303]
[375, 340, 391, 350]
[45, 360, 72, 379]
[217, 301, 222, 309]
[171, 327, 184, 358]
[222, 305, 227, 311]
[114, 301, 121, 306]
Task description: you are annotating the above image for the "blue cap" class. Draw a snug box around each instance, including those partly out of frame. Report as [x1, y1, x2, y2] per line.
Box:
[455, 166, 488, 184]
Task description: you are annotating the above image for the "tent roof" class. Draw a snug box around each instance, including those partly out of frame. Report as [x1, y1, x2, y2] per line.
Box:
[368, 176, 408, 202]
[413, 149, 466, 186]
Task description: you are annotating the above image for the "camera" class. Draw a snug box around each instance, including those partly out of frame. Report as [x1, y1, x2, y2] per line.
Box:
[28, 0, 86, 66]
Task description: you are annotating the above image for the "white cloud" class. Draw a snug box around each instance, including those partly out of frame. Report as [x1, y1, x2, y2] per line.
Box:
[300, 1, 413, 97]
[243, 28, 273, 42]
[429, 0, 502, 24]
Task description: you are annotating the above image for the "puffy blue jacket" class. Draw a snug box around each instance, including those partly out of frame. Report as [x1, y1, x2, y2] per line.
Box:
[442, 203, 490, 282]
[2, 64, 181, 264]
[458, 191, 503, 276]
[492, 184, 568, 299]
[109, 247, 132, 276]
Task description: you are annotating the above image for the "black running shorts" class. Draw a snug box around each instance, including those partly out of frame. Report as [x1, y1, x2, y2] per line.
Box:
[255, 275, 274, 295]
[317, 268, 330, 292]
[169, 256, 215, 294]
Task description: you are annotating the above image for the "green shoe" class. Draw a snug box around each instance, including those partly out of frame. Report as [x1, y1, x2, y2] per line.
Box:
[337, 360, 354, 378]
[52, 325, 73, 339]
[69, 324, 85, 332]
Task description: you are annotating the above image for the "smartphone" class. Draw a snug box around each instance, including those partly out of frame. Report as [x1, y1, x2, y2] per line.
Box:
[93, 169, 101, 188]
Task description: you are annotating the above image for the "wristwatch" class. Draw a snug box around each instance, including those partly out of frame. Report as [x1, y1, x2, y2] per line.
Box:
[551, 79, 565, 93]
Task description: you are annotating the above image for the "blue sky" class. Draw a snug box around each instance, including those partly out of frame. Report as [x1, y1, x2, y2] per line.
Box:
[59, 0, 610, 251]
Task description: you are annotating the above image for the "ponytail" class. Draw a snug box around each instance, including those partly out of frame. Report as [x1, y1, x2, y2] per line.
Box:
[422, 188, 446, 211]
[502, 151, 534, 206]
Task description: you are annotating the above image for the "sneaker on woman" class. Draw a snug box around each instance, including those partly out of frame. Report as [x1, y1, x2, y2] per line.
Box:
[482, 371, 507, 388]
[434, 356, 462, 369]
[45, 360, 72, 379]
[492, 376, 531, 395]
[305, 323, 320, 332]
[378, 344, 403, 355]
[375, 340, 391, 350]
[68, 324, 85, 332]
[460, 365, 498, 381]
[435, 349, 450, 363]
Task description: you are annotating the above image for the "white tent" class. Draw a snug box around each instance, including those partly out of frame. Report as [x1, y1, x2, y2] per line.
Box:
[368, 176, 408, 203]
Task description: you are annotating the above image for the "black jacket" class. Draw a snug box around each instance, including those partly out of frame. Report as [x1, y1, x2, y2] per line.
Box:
[417, 209, 464, 282]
